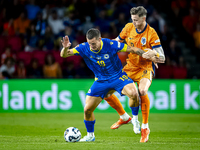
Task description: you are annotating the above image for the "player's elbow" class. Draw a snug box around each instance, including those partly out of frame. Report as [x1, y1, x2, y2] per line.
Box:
[161, 55, 166, 62]
[163, 55, 166, 62]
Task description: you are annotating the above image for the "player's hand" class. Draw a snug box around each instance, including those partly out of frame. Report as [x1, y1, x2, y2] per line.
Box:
[150, 56, 165, 63]
[149, 56, 165, 69]
[61, 36, 71, 48]
[154, 62, 158, 69]
[142, 49, 157, 59]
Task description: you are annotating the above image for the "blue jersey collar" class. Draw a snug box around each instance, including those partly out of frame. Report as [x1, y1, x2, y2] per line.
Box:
[90, 40, 103, 54]
[136, 23, 147, 34]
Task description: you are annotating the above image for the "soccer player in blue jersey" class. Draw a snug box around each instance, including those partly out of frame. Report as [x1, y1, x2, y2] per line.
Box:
[60, 28, 161, 142]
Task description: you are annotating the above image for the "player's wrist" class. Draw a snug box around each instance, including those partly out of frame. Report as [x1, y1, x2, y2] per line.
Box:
[64, 47, 70, 50]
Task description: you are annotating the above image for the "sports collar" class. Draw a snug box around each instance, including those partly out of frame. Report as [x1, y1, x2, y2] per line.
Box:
[90, 40, 103, 54]
[136, 23, 147, 34]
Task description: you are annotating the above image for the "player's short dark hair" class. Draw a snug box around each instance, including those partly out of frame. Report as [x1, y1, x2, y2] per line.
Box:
[86, 28, 101, 40]
[130, 6, 147, 17]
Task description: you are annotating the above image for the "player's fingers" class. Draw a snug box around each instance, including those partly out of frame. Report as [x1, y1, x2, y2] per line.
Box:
[154, 63, 158, 68]
[142, 53, 150, 58]
[65, 36, 69, 41]
[142, 55, 149, 59]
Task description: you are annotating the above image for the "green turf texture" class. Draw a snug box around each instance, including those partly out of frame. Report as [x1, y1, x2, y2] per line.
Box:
[0, 113, 200, 150]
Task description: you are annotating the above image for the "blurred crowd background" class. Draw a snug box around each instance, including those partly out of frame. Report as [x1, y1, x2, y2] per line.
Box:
[0, 0, 200, 79]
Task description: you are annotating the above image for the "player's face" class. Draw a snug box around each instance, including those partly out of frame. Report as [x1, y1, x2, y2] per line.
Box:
[87, 37, 101, 50]
[131, 15, 145, 29]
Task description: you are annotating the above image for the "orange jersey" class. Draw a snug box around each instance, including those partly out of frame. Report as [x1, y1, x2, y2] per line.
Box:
[119, 23, 161, 73]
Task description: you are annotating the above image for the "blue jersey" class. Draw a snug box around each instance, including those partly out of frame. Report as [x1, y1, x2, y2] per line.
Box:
[73, 38, 127, 81]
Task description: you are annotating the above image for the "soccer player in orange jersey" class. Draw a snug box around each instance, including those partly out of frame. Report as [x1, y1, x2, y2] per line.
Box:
[106, 6, 165, 142]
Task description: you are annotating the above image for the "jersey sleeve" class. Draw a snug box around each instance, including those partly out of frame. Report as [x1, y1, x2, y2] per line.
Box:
[73, 43, 85, 56]
[110, 40, 127, 53]
[149, 29, 162, 49]
[118, 23, 131, 40]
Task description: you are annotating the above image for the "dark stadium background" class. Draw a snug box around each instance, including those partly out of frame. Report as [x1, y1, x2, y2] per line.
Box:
[0, 0, 199, 79]
[0, 1, 200, 149]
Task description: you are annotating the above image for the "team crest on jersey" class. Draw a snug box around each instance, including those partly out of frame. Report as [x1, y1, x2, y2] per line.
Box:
[104, 54, 109, 59]
[90, 55, 94, 58]
[141, 37, 146, 46]
[110, 42, 113, 45]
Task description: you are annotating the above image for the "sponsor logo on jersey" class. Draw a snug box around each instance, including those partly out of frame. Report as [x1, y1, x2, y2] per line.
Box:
[155, 39, 160, 43]
[82, 43, 85, 45]
[141, 37, 146, 46]
[142, 70, 148, 77]
[110, 42, 113, 45]
[90, 56, 94, 58]
[130, 42, 134, 47]
[104, 54, 109, 59]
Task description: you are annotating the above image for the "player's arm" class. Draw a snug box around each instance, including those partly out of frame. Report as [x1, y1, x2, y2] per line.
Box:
[60, 36, 74, 58]
[153, 46, 165, 61]
[126, 45, 158, 59]
[123, 45, 164, 65]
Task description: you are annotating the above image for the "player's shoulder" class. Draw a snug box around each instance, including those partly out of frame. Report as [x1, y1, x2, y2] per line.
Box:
[125, 22, 133, 27]
[102, 38, 115, 46]
[147, 24, 158, 34]
[123, 23, 135, 33]
[75, 42, 88, 49]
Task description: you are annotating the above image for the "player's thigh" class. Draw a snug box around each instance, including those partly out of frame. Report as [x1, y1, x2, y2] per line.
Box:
[113, 71, 134, 96]
[87, 81, 110, 99]
[138, 78, 151, 95]
[85, 96, 102, 112]
[121, 83, 138, 98]
[138, 70, 153, 95]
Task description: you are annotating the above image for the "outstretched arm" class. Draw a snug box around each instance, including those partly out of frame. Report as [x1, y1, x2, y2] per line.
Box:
[60, 36, 74, 58]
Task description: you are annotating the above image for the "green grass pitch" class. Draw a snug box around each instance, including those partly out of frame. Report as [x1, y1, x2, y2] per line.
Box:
[0, 113, 200, 150]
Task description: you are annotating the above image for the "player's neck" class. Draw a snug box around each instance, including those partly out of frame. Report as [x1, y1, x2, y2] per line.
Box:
[137, 22, 146, 32]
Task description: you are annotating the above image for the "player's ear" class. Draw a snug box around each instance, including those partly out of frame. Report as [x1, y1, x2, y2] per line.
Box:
[143, 16, 146, 21]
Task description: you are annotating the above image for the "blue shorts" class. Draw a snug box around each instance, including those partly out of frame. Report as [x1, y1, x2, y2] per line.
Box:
[86, 71, 133, 98]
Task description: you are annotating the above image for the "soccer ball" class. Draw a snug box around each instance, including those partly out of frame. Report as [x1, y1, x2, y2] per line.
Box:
[64, 127, 81, 142]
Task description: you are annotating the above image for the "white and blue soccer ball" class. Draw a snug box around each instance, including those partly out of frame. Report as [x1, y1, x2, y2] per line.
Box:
[64, 127, 81, 142]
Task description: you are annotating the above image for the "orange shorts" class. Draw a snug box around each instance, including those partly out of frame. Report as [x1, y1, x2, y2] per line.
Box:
[123, 67, 153, 85]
